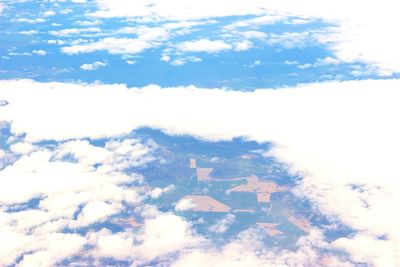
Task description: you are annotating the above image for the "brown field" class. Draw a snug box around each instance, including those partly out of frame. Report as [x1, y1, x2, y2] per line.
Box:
[189, 158, 248, 182]
[229, 175, 285, 203]
[195, 167, 247, 182]
[182, 195, 231, 212]
[257, 222, 283, 236]
[288, 216, 311, 233]
[189, 158, 197, 168]
[256, 192, 271, 203]
[196, 168, 214, 181]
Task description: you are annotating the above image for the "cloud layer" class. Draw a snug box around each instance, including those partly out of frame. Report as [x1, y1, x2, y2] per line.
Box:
[1, 78, 400, 265]
[88, 0, 400, 74]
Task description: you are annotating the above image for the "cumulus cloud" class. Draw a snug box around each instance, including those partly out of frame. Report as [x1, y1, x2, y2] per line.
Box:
[43, 10, 56, 17]
[175, 198, 197, 211]
[234, 40, 253, 51]
[18, 30, 38, 35]
[60, 23, 202, 55]
[80, 61, 107, 70]
[223, 14, 285, 31]
[49, 27, 101, 37]
[148, 185, 175, 199]
[176, 39, 232, 53]
[32, 49, 47, 56]
[135, 213, 202, 260]
[314, 56, 341, 66]
[1, 78, 400, 265]
[22, 0, 397, 76]
[16, 233, 86, 267]
[62, 37, 155, 55]
[90, 0, 270, 20]
[208, 214, 235, 234]
[15, 18, 46, 24]
[173, 228, 351, 267]
[0, 132, 158, 266]
[169, 56, 202, 66]
[70, 200, 121, 228]
[88, 211, 203, 263]
[88, 0, 400, 74]
[9, 142, 35, 154]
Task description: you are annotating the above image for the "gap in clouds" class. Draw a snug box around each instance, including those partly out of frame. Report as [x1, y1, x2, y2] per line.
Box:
[2, 78, 399, 265]
[0, 120, 356, 266]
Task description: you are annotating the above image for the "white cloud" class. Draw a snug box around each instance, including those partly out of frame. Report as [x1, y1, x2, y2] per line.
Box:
[87, 0, 400, 74]
[177, 39, 232, 53]
[314, 56, 341, 66]
[170, 59, 185, 66]
[297, 63, 312, 69]
[148, 185, 175, 199]
[175, 198, 196, 211]
[234, 40, 252, 51]
[246, 60, 262, 68]
[70, 200, 121, 227]
[161, 55, 171, 62]
[60, 24, 191, 55]
[60, 8, 73, 15]
[173, 228, 351, 267]
[243, 0, 400, 74]
[17, 233, 86, 267]
[240, 30, 267, 40]
[49, 27, 101, 37]
[18, 30, 38, 35]
[47, 39, 65, 45]
[9, 142, 35, 154]
[208, 214, 235, 234]
[80, 61, 107, 70]
[136, 213, 202, 261]
[0, 134, 157, 266]
[1, 78, 400, 265]
[0, 150, 133, 206]
[90, 229, 136, 260]
[76, 19, 102, 26]
[267, 31, 319, 49]
[90, 0, 271, 20]
[32, 49, 47, 56]
[43, 10, 56, 17]
[332, 234, 399, 266]
[284, 60, 299, 65]
[56, 138, 155, 171]
[291, 57, 341, 69]
[170, 56, 202, 66]
[8, 52, 31, 56]
[90, 212, 202, 262]
[15, 18, 46, 24]
[62, 37, 153, 55]
[223, 14, 285, 31]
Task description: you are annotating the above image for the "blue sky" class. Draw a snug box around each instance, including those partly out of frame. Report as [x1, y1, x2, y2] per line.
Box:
[1, 1, 400, 266]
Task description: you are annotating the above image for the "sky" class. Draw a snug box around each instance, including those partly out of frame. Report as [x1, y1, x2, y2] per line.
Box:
[0, 0, 400, 266]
